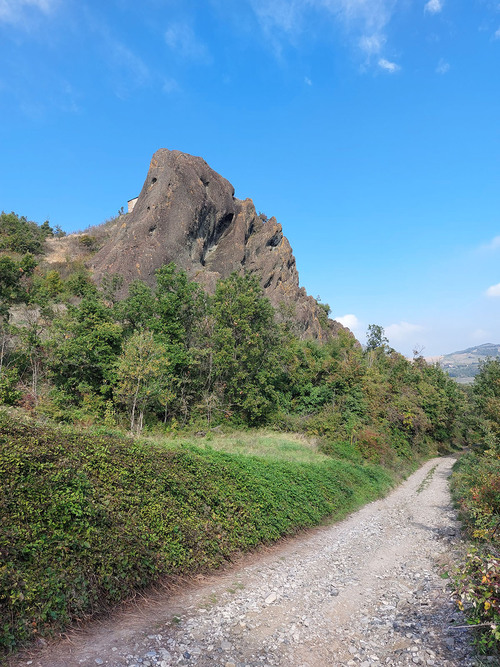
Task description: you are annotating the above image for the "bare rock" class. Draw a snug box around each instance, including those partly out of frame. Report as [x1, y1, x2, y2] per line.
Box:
[92, 149, 351, 341]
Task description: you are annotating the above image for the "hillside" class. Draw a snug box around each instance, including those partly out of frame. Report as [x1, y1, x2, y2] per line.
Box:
[0, 204, 476, 658]
[436, 343, 500, 384]
[0, 411, 394, 654]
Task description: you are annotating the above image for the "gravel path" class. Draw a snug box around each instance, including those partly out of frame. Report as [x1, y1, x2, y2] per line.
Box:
[15, 456, 478, 667]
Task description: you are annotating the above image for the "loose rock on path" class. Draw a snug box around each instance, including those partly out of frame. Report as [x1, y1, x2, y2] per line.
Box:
[13, 457, 479, 667]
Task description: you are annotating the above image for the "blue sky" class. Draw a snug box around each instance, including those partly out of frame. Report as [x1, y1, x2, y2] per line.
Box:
[1, 0, 499, 356]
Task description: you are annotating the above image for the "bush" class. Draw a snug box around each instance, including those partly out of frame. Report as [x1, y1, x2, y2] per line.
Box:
[451, 451, 500, 653]
[0, 411, 393, 654]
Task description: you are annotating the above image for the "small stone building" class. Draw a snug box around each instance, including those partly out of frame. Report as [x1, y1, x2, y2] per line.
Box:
[127, 197, 138, 213]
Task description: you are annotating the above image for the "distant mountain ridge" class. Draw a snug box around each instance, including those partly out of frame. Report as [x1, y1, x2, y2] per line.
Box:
[433, 343, 500, 384]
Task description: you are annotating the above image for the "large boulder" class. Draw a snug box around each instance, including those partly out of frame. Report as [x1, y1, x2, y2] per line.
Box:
[92, 149, 349, 340]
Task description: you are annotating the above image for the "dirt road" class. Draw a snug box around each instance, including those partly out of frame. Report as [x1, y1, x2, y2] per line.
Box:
[13, 457, 476, 667]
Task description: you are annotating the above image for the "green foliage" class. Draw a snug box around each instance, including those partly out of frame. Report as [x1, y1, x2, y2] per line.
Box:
[64, 267, 98, 298]
[450, 362, 500, 654]
[0, 212, 51, 255]
[0, 411, 393, 653]
[474, 359, 500, 445]
[365, 324, 389, 352]
[453, 546, 500, 653]
[116, 330, 172, 432]
[0, 254, 38, 318]
[48, 296, 123, 400]
[208, 273, 283, 424]
[0, 367, 21, 405]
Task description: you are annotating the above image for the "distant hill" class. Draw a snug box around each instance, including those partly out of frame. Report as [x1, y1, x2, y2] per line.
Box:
[432, 343, 500, 384]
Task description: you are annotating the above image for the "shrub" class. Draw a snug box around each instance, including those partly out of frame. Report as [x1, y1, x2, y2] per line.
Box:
[0, 411, 393, 653]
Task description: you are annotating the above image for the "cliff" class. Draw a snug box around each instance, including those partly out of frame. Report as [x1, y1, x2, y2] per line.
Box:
[92, 149, 349, 340]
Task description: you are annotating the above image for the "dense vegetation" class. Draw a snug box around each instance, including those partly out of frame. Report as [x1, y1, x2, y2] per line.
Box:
[451, 358, 500, 654]
[0, 213, 467, 450]
[0, 412, 395, 652]
[0, 212, 472, 654]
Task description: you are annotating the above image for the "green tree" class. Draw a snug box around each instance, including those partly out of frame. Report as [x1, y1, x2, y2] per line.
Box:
[365, 324, 389, 351]
[473, 358, 500, 446]
[116, 330, 171, 432]
[209, 273, 283, 424]
[0, 212, 47, 255]
[118, 264, 206, 423]
[0, 253, 38, 319]
[48, 296, 122, 401]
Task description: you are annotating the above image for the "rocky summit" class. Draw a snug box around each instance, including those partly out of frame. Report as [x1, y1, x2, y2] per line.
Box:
[93, 149, 348, 340]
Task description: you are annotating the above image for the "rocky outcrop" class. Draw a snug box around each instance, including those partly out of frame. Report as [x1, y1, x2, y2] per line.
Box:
[92, 149, 349, 340]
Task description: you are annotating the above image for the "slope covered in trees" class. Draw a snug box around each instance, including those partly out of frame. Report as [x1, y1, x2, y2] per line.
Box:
[0, 212, 467, 449]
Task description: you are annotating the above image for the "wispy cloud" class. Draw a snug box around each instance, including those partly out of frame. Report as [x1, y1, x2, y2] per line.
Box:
[480, 235, 500, 251]
[495, 27, 500, 40]
[304, 76, 313, 86]
[436, 58, 449, 74]
[0, 0, 57, 24]
[82, 11, 153, 99]
[424, 0, 443, 15]
[486, 283, 500, 297]
[110, 42, 151, 90]
[359, 34, 386, 56]
[162, 77, 180, 94]
[109, 40, 151, 88]
[248, 0, 399, 64]
[165, 22, 210, 62]
[378, 57, 400, 73]
[385, 321, 424, 341]
[334, 313, 361, 331]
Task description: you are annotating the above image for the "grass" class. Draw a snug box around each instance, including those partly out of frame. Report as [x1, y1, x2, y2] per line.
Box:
[141, 429, 330, 464]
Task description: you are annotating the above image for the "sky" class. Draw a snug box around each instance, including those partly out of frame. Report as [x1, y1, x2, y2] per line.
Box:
[0, 0, 499, 357]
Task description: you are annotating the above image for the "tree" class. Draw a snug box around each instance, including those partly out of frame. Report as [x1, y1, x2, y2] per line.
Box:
[209, 273, 283, 424]
[0, 212, 46, 255]
[48, 296, 122, 400]
[116, 330, 171, 432]
[473, 358, 500, 446]
[365, 324, 389, 351]
[0, 253, 38, 319]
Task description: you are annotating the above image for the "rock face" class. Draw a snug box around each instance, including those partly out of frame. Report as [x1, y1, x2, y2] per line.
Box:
[93, 149, 348, 340]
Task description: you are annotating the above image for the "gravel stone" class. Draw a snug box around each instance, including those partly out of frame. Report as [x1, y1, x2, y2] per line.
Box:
[13, 458, 482, 667]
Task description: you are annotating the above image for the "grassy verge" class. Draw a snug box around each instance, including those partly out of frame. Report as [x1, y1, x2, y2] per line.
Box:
[450, 450, 500, 655]
[1, 412, 397, 655]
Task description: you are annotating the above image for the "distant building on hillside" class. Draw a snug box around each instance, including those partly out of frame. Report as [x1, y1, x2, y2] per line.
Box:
[128, 197, 138, 213]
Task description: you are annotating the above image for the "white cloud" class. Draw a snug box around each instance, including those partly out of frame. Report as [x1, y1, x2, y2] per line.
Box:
[385, 321, 424, 342]
[495, 28, 500, 40]
[248, 0, 397, 64]
[110, 42, 150, 89]
[304, 76, 313, 86]
[486, 283, 500, 297]
[378, 58, 400, 72]
[334, 314, 360, 331]
[480, 235, 500, 251]
[359, 34, 386, 56]
[165, 22, 210, 62]
[424, 0, 443, 15]
[0, 0, 56, 23]
[436, 59, 450, 74]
